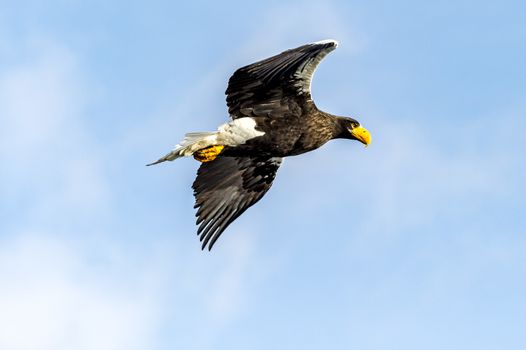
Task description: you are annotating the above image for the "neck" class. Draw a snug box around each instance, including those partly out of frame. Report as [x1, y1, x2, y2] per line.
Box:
[330, 116, 351, 139]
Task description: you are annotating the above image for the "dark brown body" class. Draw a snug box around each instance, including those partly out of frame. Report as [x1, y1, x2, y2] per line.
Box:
[223, 106, 348, 158]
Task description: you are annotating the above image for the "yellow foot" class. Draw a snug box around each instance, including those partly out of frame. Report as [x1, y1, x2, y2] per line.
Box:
[193, 145, 225, 162]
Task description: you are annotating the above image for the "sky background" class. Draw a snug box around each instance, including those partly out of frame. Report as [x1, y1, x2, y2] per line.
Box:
[1, 0, 525, 349]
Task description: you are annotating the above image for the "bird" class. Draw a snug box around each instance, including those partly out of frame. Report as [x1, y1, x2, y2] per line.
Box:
[148, 39, 371, 250]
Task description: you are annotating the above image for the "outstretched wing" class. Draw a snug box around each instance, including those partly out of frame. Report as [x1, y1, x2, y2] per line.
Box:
[192, 156, 282, 250]
[226, 39, 338, 119]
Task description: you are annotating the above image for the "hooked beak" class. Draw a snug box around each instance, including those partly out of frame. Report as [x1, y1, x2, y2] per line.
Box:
[350, 125, 371, 146]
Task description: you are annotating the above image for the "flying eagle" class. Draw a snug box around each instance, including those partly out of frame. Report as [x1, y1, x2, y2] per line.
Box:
[148, 39, 371, 250]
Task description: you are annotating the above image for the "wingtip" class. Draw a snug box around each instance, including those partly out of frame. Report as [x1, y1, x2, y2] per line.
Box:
[312, 39, 339, 47]
[201, 240, 211, 251]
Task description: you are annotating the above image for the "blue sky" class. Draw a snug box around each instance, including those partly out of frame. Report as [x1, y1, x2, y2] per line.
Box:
[1, 0, 525, 349]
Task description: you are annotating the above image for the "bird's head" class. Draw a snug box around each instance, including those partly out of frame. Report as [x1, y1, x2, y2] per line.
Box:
[338, 117, 371, 146]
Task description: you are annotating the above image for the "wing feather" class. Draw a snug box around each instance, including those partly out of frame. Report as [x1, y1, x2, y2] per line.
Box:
[225, 40, 338, 119]
[192, 156, 282, 250]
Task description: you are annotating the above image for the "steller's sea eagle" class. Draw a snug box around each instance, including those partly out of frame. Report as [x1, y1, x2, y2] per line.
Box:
[148, 39, 371, 250]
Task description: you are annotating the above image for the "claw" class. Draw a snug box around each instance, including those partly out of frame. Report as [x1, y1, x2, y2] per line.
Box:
[193, 145, 225, 162]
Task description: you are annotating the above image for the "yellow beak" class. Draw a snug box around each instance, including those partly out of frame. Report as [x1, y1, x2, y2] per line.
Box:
[350, 125, 371, 146]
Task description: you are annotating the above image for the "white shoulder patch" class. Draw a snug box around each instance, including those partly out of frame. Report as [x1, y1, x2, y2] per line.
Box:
[217, 117, 265, 146]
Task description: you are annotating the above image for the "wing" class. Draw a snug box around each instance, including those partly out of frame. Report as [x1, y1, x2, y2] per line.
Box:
[226, 39, 338, 119]
[192, 156, 282, 250]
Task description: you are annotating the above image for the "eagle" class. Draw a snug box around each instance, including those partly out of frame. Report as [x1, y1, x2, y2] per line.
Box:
[148, 39, 371, 250]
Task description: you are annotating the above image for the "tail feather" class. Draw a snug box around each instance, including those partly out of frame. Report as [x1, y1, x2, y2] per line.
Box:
[146, 131, 217, 166]
[179, 132, 217, 147]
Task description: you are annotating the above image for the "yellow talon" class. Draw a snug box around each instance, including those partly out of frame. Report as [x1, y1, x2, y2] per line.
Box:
[193, 145, 225, 162]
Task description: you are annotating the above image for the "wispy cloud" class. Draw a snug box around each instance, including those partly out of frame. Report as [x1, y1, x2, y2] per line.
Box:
[0, 38, 163, 350]
[0, 233, 163, 350]
[0, 39, 110, 217]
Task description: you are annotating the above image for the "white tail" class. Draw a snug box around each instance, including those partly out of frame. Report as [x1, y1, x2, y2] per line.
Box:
[147, 131, 217, 166]
[147, 117, 266, 166]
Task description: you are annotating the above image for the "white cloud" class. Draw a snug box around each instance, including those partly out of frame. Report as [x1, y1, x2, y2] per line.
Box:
[205, 229, 256, 323]
[0, 38, 162, 350]
[1, 41, 81, 152]
[0, 38, 110, 217]
[0, 233, 162, 350]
